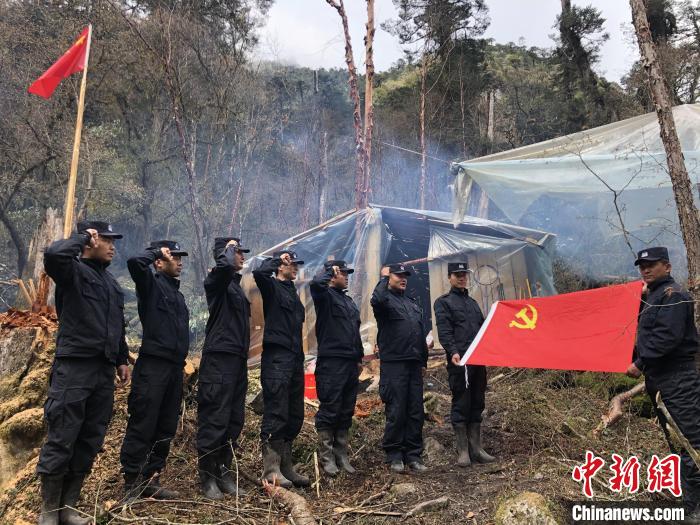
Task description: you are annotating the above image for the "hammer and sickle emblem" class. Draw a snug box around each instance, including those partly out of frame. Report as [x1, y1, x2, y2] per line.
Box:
[509, 304, 538, 330]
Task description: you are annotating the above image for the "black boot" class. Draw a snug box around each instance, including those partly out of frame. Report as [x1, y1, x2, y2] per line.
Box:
[199, 457, 224, 500]
[123, 472, 143, 503]
[140, 472, 180, 500]
[261, 441, 292, 488]
[279, 441, 310, 487]
[453, 424, 471, 467]
[217, 463, 247, 497]
[467, 422, 496, 463]
[38, 474, 63, 525]
[333, 429, 356, 474]
[317, 429, 339, 476]
[59, 474, 91, 525]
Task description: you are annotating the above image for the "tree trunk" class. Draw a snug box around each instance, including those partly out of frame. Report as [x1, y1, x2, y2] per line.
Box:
[318, 131, 329, 222]
[630, 0, 700, 330]
[362, 0, 375, 209]
[326, 0, 366, 210]
[418, 55, 428, 210]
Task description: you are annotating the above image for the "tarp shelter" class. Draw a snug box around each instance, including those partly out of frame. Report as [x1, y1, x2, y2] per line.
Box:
[452, 104, 700, 277]
[240, 205, 556, 360]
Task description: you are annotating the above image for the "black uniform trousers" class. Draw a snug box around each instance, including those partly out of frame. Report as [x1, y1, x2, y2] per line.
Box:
[314, 357, 359, 431]
[260, 345, 304, 443]
[197, 352, 248, 466]
[379, 360, 424, 463]
[37, 356, 115, 476]
[448, 365, 487, 426]
[120, 355, 183, 479]
[645, 363, 700, 511]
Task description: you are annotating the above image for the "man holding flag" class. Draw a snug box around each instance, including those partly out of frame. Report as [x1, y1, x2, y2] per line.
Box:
[626, 247, 700, 520]
[434, 262, 496, 467]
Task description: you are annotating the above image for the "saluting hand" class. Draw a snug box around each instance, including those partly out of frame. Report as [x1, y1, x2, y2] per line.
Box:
[117, 365, 131, 387]
[85, 228, 99, 248]
[160, 247, 173, 261]
[332, 265, 340, 277]
[380, 266, 390, 277]
[280, 253, 292, 266]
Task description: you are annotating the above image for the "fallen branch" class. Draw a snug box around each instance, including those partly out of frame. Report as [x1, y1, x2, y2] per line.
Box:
[334, 506, 403, 516]
[404, 496, 450, 517]
[656, 392, 700, 470]
[594, 383, 646, 436]
[262, 479, 317, 525]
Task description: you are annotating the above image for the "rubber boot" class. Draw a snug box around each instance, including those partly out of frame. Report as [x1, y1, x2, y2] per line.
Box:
[59, 474, 91, 525]
[389, 459, 404, 473]
[279, 441, 310, 487]
[140, 472, 180, 500]
[333, 429, 356, 474]
[262, 441, 293, 488]
[38, 474, 63, 525]
[407, 460, 428, 473]
[199, 457, 224, 500]
[317, 429, 339, 476]
[217, 463, 247, 497]
[453, 424, 471, 467]
[467, 422, 496, 463]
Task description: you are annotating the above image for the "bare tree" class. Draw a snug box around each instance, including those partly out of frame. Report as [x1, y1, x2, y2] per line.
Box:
[630, 0, 700, 326]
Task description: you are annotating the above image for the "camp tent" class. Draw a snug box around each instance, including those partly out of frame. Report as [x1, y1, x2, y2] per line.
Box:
[452, 103, 700, 277]
[240, 205, 556, 360]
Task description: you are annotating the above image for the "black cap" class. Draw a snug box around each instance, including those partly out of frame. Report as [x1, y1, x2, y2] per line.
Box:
[634, 246, 670, 266]
[273, 250, 304, 265]
[214, 237, 250, 254]
[77, 220, 123, 239]
[387, 263, 411, 276]
[447, 262, 470, 275]
[149, 240, 188, 256]
[323, 259, 355, 274]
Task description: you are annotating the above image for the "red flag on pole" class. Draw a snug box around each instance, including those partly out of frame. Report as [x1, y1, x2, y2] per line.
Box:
[28, 27, 89, 99]
[460, 281, 644, 373]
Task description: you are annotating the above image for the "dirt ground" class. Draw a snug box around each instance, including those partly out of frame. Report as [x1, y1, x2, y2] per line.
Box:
[0, 347, 676, 525]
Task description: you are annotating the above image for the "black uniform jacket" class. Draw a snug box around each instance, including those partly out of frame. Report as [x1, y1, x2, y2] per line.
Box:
[371, 276, 428, 365]
[44, 233, 128, 366]
[635, 275, 698, 373]
[253, 257, 305, 353]
[128, 248, 189, 365]
[434, 286, 484, 371]
[202, 244, 250, 356]
[310, 268, 363, 361]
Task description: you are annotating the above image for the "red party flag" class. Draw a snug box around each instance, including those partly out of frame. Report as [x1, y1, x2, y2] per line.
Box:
[28, 27, 89, 99]
[460, 281, 644, 373]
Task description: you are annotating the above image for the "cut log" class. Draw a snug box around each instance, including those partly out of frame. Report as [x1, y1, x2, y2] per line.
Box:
[594, 383, 646, 436]
[262, 479, 317, 525]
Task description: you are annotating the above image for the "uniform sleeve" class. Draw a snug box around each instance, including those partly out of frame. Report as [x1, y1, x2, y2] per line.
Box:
[645, 290, 692, 358]
[43, 233, 91, 286]
[370, 276, 391, 316]
[205, 245, 236, 292]
[310, 268, 333, 301]
[117, 319, 129, 367]
[253, 257, 280, 300]
[434, 298, 457, 358]
[127, 248, 160, 295]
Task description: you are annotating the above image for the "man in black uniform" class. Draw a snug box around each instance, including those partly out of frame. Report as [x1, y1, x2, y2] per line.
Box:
[371, 264, 428, 473]
[253, 250, 310, 487]
[434, 262, 496, 467]
[310, 260, 363, 476]
[197, 237, 251, 499]
[119, 240, 189, 501]
[38, 221, 130, 525]
[626, 247, 700, 520]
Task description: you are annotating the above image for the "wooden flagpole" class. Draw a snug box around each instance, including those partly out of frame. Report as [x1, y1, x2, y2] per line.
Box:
[62, 24, 92, 239]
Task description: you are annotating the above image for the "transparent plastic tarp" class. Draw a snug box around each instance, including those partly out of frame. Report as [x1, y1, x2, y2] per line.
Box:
[240, 205, 556, 361]
[452, 104, 700, 277]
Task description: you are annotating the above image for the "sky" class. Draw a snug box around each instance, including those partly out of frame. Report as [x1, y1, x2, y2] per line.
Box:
[256, 0, 640, 84]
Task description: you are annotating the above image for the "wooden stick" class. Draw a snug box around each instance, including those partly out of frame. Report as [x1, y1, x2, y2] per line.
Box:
[656, 392, 700, 470]
[63, 24, 92, 239]
[27, 278, 37, 302]
[15, 280, 32, 306]
[313, 451, 320, 499]
[405, 496, 450, 517]
[595, 383, 646, 436]
[263, 480, 317, 525]
[334, 507, 403, 517]
[525, 278, 532, 299]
